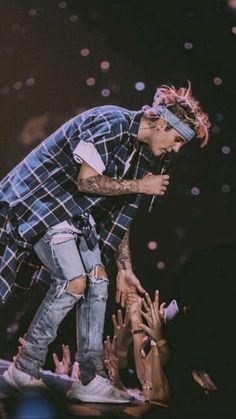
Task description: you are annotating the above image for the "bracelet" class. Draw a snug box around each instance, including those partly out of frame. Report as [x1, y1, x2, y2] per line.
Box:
[157, 339, 167, 348]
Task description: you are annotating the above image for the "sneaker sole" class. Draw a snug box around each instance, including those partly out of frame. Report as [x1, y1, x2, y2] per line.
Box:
[69, 393, 131, 404]
[3, 368, 47, 391]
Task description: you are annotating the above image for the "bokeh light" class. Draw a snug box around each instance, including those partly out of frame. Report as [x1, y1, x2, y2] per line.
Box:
[80, 48, 90, 57]
[86, 77, 96, 86]
[25, 78, 35, 87]
[100, 61, 110, 71]
[222, 184, 230, 193]
[69, 15, 78, 23]
[101, 88, 110, 97]
[184, 42, 193, 49]
[221, 145, 231, 154]
[157, 261, 166, 270]
[58, 1, 67, 8]
[135, 82, 145, 91]
[212, 125, 221, 134]
[191, 187, 200, 196]
[215, 113, 223, 122]
[147, 241, 158, 250]
[13, 81, 23, 90]
[213, 77, 223, 85]
[28, 9, 37, 17]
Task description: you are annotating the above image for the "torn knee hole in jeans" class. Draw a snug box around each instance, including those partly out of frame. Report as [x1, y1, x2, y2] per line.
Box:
[89, 264, 108, 283]
[66, 275, 86, 298]
[55, 279, 85, 300]
[88, 273, 108, 302]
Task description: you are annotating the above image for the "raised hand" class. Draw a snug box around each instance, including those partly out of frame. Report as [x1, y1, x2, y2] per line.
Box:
[140, 291, 166, 343]
[192, 369, 218, 395]
[116, 269, 146, 307]
[52, 344, 72, 375]
[112, 309, 132, 368]
[126, 293, 143, 323]
[103, 335, 125, 389]
[126, 292, 152, 394]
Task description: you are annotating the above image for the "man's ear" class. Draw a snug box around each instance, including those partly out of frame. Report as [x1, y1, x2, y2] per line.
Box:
[156, 117, 168, 131]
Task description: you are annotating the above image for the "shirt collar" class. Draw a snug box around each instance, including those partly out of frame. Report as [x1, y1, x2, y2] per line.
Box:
[129, 110, 143, 138]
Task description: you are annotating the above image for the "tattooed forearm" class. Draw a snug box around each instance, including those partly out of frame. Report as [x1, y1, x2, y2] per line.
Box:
[116, 230, 132, 270]
[77, 175, 140, 195]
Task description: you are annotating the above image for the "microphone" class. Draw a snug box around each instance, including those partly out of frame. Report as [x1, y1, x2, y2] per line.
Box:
[148, 152, 174, 213]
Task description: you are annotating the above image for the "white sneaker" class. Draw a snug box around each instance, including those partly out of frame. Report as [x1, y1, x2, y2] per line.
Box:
[3, 363, 47, 390]
[68, 375, 133, 403]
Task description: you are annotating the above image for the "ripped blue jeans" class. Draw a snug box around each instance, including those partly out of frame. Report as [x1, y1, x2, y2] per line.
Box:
[15, 227, 108, 384]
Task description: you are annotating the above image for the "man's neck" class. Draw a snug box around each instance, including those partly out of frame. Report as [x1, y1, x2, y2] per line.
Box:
[137, 116, 159, 144]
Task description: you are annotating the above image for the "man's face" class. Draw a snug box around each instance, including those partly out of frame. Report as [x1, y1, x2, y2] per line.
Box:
[148, 127, 187, 157]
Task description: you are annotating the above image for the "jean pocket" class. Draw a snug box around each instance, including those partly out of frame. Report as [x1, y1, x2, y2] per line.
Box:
[51, 233, 75, 245]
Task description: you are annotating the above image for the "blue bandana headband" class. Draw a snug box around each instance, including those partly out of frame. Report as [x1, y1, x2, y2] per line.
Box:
[143, 105, 196, 141]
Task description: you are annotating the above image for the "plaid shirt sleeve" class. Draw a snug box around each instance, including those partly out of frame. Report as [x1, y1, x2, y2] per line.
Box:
[76, 107, 130, 169]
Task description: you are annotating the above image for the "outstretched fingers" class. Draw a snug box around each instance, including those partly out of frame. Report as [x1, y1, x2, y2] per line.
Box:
[140, 309, 152, 326]
[121, 292, 127, 307]
[112, 313, 118, 331]
[139, 322, 152, 336]
[144, 292, 153, 309]
[142, 297, 150, 313]
[124, 308, 131, 326]
[116, 290, 121, 304]
[62, 344, 71, 365]
[52, 352, 60, 367]
[117, 309, 123, 327]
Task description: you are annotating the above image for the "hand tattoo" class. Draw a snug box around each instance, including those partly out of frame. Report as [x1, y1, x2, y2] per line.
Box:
[78, 175, 139, 195]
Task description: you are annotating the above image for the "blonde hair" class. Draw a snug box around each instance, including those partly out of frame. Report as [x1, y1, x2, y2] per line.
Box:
[143, 82, 211, 147]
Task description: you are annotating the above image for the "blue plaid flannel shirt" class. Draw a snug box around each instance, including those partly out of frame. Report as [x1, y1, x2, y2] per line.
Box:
[0, 105, 152, 302]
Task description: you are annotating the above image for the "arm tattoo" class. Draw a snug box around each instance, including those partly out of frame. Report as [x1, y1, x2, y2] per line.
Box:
[116, 230, 132, 270]
[78, 175, 139, 195]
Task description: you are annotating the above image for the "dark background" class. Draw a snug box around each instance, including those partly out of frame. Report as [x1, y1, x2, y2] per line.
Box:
[0, 0, 236, 378]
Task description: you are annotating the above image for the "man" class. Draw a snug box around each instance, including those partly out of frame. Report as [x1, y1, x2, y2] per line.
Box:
[0, 83, 210, 403]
